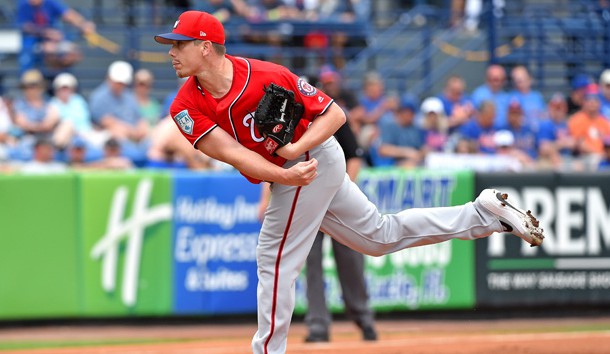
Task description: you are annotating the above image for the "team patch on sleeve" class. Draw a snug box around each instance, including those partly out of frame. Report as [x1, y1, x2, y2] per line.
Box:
[297, 77, 317, 96]
[173, 109, 194, 135]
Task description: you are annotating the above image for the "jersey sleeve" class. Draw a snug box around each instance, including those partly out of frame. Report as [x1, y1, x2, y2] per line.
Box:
[169, 96, 217, 148]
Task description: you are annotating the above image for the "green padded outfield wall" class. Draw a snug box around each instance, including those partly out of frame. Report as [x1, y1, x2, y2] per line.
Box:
[79, 173, 173, 316]
[0, 174, 81, 319]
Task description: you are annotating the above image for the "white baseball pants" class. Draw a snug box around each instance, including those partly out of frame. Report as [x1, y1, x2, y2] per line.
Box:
[251, 136, 502, 354]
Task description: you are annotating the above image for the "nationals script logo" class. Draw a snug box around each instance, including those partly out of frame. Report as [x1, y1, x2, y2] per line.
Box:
[243, 112, 264, 142]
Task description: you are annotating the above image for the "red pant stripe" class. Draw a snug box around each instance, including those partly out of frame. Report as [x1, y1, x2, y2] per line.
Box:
[264, 152, 309, 354]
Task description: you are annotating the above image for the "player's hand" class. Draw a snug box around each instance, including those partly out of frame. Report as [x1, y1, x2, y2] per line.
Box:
[282, 158, 317, 186]
[275, 142, 300, 160]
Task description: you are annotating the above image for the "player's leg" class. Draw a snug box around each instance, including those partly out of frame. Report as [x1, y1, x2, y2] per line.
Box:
[320, 175, 542, 256]
[252, 137, 346, 354]
[303, 231, 331, 342]
[331, 237, 377, 341]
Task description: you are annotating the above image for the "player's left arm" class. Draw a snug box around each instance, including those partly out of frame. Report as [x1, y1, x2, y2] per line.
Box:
[276, 102, 346, 160]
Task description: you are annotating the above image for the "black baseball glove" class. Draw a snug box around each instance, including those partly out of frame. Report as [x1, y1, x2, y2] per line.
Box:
[254, 83, 304, 156]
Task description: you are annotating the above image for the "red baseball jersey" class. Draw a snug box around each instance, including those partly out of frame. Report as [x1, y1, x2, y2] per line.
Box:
[170, 55, 334, 183]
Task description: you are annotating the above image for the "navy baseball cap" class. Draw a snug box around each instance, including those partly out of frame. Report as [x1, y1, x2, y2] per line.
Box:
[155, 11, 225, 45]
[70, 136, 87, 149]
[571, 74, 591, 90]
[399, 95, 418, 111]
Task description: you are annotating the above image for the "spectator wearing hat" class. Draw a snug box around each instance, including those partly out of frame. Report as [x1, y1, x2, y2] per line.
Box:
[50, 72, 106, 151]
[11, 69, 60, 160]
[420, 96, 451, 153]
[598, 69, 610, 120]
[492, 130, 535, 171]
[65, 135, 88, 168]
[134, 68, 162, 127]
[508, 65, 546, 130]
[376, 95, 424, 167]
[89, 60, 150, 165]
[457, 100, 498, 154]
[537, 92, 578, 170]
[568, 84, 610, 168]
[471, 64, 510, 129]
[567, 73, 591, 115]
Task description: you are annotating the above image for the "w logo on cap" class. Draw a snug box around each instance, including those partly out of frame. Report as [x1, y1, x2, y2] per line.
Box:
[173, 20, 180, 29]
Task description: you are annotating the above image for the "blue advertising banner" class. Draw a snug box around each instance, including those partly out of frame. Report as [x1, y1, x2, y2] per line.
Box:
[172, 172, 262, 315]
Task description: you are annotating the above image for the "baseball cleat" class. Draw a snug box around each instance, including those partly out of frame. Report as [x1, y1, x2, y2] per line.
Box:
[476, 189, 544, 247]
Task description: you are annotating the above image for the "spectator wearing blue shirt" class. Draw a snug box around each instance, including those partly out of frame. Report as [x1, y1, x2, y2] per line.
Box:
[509, 65, 546, 130]
[10, 69, 60, 161]
[376, 95, 424, 168]
[16, 0, 96, 75]
[537, 92, 577, 169]
[437, 75, 473, 132]
[50, 72, 106, 151]
[89, 61, 150, 165]
[356, 72, 398, 150]
[504, 99, 538, 159]
[471, 64, 510, 129]
[458, 100, 498, 154]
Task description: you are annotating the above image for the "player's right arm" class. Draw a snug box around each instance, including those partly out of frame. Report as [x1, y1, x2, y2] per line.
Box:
[195, 127, 318, 186]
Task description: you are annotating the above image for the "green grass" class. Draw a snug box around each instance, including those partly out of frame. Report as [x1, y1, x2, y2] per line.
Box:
[0, 337, 194, 351]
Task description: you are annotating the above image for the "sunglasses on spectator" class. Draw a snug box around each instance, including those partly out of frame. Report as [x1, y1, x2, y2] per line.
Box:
[22, 83, 42, 89]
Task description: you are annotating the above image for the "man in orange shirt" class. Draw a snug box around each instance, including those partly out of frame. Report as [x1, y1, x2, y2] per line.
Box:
[568, 84, 610, 157]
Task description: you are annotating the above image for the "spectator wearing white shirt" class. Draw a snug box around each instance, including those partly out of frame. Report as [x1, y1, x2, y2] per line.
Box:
[19, 137, 67, 174]
[51, 72, 108, 151]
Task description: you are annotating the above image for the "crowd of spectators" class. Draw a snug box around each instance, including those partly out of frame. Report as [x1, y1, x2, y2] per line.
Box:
[350, 64, 610, 172]
[13, 0, 371, 81]
[2, 0, 610, 175]
[0, 59, 221, 174]
[1, 0, 371, 174]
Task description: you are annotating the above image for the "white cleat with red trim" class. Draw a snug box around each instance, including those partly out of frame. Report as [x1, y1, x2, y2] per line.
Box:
[476, 188, 544, 247]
